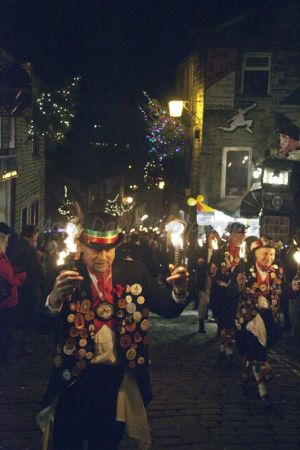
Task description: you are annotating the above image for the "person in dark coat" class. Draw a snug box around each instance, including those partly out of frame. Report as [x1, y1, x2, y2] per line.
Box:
[0, 223, 26, 364]
[36, 212, 190, 450]
[280, 230, 300, 333]
[196, 229, 220, 333]
[9, 224, 43, 354]
[211, 222, 247, 359]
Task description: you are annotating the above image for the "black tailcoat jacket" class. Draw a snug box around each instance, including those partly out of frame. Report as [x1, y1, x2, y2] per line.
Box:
[36, 258, 189, 408]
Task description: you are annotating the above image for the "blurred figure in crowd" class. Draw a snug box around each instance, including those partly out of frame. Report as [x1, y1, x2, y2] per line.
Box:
[211, 222, 247, 360]
[281, 229, 300, 337]
[9, 224, 43, 354]
[0, 223, 26, 364]
[196, 228, 220, 333]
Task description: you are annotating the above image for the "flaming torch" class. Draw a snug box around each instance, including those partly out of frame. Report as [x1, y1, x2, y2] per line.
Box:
[239, 241, 246, 273]
[57, 222, 80, 267]
[165, 219, 185, 267]
[292, 251, 300, 290]
[211, 237, 219, 251]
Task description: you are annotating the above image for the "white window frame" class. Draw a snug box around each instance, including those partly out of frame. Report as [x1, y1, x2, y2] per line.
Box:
[221, 147, 252, 198]
[241, 53, 272, 95]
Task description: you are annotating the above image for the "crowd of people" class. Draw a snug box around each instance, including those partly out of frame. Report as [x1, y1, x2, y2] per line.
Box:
[192, 222, 300, 407]
[1, 214, 300, 448]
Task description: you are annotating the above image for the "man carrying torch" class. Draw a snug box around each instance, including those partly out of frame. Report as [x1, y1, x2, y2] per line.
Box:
[235, 237, 285, 406]
[36, 211, 190, 450]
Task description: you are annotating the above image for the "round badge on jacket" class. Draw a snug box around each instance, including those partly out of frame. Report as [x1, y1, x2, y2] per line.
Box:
[95, 302, 114, 320]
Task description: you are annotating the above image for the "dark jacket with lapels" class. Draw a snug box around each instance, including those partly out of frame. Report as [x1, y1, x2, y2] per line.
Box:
[37, 257, 189, 407]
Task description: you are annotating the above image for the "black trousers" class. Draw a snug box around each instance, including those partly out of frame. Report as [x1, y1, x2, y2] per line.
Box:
[53, 364, 125, 450]
[0, 307, 13, 361]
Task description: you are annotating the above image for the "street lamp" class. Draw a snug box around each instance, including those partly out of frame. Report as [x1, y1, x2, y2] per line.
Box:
[168, 99, 200, 125]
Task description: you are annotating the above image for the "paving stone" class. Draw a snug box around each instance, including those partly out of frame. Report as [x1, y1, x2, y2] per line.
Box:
[1, 310, 300, 449]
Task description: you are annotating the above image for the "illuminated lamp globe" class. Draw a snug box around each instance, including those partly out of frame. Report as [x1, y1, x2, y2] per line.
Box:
[168, 100, 184, 118]
[196, 194, 204, 203]
[187, 197, 197, 206]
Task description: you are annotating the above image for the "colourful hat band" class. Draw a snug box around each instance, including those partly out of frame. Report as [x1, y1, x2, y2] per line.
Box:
[81, 228, 119, 245]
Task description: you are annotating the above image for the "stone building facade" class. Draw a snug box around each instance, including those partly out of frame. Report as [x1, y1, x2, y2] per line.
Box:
[172, 1, 300, 239]
[0, 60, 45, 233]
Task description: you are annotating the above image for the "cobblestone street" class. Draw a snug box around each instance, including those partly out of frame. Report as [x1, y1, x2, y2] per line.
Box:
[1, 307, 300, 450]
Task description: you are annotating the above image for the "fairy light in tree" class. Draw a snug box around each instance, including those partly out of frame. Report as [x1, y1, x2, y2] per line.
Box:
[58, 186, 74, 219]
[139, 91, 186, 160]
[28, 76, 81, 144]
[144, 159, 164, 190]
[105, 194, 134, 217]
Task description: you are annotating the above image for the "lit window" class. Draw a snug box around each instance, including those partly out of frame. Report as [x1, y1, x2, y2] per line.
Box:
[242, 53, 271, 96]
[221, 147, 252, 197]
[263, 167, 289, 185]
[9, 117, 15, 148]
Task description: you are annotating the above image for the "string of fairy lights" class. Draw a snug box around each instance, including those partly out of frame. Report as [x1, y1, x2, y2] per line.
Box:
[104, 194, 135, 217]
[139, 91, 186, 189]
[28, 76, 81, 143]
[58, 186, 75, 219]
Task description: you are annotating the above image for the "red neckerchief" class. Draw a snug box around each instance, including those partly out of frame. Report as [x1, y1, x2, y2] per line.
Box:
[90, 270, 115, 333]
[256, 266, 270, 295]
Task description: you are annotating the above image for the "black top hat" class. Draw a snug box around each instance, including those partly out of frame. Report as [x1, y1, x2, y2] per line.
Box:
[226, 222, 248, 234]
[0, 222, 12, 235]
[79, 212, 124, 251]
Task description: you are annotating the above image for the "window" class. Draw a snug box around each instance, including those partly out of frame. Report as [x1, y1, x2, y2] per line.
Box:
[32, 134, 40, 157]
[263, 167, 289, 185]
[31, 200, 39, 225]
[21, 207, 28, 228]
[242, 53, 271, 96]
[9, 117, 15, 148]
[221, 147, 252, 197]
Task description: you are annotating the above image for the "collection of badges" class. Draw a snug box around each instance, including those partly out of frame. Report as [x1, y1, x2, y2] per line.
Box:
[116, 283, 150, 370]
[235, 264, 284, 330]
[53, 282, 150, 382]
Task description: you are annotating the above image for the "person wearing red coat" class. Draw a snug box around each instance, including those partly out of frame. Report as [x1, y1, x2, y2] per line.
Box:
[0, 223, 26, 364]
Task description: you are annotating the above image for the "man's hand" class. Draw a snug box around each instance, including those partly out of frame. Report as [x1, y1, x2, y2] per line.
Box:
[166, 264, 189, 297]
[237, 273, 247, 291]
[48, 270, 83, 310]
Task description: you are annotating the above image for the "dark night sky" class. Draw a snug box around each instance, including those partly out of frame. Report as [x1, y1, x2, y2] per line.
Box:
[0, 0, 263, 145]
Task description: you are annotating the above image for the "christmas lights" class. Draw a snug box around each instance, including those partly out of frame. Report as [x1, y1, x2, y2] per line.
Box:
[139, 91, 186, 160]
[28, 76, 81, 144]
[104, 194, 134, 217]
[58, 186, 75, 219]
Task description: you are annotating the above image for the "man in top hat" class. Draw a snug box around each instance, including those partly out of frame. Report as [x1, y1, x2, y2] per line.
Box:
[235, 237, 285, 405]
[37, 211, 190, 450]
[210, 222, 247, 360]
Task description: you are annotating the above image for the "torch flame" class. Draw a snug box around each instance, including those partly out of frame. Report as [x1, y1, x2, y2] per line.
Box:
[294, 251, 300, 265]
[211, 238, 218, 250]
[57, 222, 79, 265]
[165, 220, 185, 250]
[239, 241, 246, 260]
[198, 238, 204, 247]
[171, 233, 183, 249]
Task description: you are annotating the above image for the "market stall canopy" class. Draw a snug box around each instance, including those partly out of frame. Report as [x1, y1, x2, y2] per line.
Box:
[240, 188, 262, 218]
[209, 196, 244, 218]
